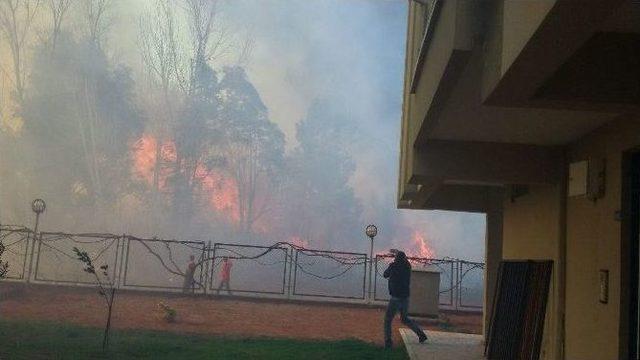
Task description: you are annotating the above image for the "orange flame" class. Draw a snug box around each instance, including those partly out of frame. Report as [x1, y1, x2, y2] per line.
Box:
[411, 231, 435, 258]
[132, 134, 240, 222]
[132, 135, 176, 190]
[289, 236, 309, 249]
[195, 164, 240, 221]
[132, 135, 159, 185]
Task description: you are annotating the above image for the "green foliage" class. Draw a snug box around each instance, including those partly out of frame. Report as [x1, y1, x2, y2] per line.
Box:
[73, 247, 95, 274]
[157, 302, 177, 323]
[0, 320, 410, 360]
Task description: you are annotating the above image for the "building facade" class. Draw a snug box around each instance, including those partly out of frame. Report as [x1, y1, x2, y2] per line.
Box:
[398, 1, 640, 359]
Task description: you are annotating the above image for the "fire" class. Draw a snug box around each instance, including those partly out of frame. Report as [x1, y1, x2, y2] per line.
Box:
[132, 135, 176, 189]
[132, 134, 240, 222]
[289, 236, 309, 249]
[132, 135, 159, 185]
[196, 164, 240, 221]
[411, 231, 435, 259]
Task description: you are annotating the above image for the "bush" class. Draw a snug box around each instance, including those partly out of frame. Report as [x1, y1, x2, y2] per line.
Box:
[157, 302, 177, 323]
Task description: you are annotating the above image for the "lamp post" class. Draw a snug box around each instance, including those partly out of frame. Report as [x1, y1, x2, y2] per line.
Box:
[365, 224, 377, 302]
[26, 199, 46, 283]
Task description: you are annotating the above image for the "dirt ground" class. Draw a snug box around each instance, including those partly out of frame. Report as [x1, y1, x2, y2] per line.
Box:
[0, 284, 481, 346]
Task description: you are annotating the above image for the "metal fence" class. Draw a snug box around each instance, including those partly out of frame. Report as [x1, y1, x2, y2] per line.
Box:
[209, 243, 288, 295]
[34, 232, 120, 286]
[374, 254, 484, 311]
[292, 248, 367, 300]
[0, 225, 484, 312]
[123, 237, 206, 291]
[0, 225, 31, 280]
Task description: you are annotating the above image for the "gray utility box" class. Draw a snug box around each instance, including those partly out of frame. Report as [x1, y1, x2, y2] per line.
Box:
[408, 269, 440, 317]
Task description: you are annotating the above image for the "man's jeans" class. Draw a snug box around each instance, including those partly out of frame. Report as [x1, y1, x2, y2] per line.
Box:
[384, 296, 426, 347]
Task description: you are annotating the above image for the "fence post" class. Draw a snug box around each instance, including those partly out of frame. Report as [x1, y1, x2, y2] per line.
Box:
[203, 241, 211, 296]
[118, 235, 129, 289]
[455, 260, 461, 311]
[113, 235, 120, 289]
[286, 247, 293, 299]
[26, 229, 41, 284]
[115, 235, 125, 289]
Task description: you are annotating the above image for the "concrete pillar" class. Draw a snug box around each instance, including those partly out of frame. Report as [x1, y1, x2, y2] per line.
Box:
[483, 189, 504, 341]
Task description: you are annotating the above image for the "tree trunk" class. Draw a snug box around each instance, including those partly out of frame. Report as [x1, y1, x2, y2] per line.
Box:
[102, 288, 116, 351]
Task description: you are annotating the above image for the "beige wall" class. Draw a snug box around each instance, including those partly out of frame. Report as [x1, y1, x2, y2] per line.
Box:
[407, 0, 457, 145]
[501, 1, 555, 75]
[502, 183, 564, 360]
[500, 115, 640, 360]
[564, 115, 640, 359]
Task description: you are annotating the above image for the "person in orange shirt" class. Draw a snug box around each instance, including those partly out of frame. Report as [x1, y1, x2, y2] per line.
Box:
[216, 257, 233, 295]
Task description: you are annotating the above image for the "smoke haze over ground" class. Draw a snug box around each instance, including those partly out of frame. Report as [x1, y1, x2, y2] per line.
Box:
[0, 0, 485, 262]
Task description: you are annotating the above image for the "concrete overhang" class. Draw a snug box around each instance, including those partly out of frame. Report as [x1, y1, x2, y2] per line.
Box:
[484, 0, 639, 112]
[397, 0, 635, 213]
[408, 140, 564, 186]
[407, 0, 481, 147]
[399, 183, 503, 213]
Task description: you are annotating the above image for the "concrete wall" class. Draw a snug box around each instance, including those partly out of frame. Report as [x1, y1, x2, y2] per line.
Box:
[502, 184, 563, 360]
[564, 115, 640, 359]
[499, 116, 640, 359]
[407, 0, 457, 144]
[501, 1, 555, 75]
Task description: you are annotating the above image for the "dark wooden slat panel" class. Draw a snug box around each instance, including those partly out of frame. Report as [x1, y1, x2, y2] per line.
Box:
[486, 260, 553, 360]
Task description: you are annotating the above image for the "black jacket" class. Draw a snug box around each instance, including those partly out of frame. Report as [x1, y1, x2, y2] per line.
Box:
[383, 261, 411, 298]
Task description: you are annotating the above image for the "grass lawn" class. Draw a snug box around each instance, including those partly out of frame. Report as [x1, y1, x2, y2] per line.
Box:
[0, 320, 409, 360]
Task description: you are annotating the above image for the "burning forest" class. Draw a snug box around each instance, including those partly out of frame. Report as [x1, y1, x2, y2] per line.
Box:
[0, 0, 484, 270]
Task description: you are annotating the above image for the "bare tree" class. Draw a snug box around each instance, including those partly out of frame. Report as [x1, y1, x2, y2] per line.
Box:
[138, 0, 184, 209]
[73, 247, 116, 351]
[80, 0, 111, 46]
[139, 0, 180, 96]
[184, 0, 216, 60]
[46, 0, 72, 52]
[236, 34, 255, 67]
[0, 0, 41, 105]
[182, 0, 224, 94]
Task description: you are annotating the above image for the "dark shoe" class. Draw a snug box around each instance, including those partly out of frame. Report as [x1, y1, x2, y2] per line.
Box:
[384, 342, 393, 349]
[418, 333, 428, 343]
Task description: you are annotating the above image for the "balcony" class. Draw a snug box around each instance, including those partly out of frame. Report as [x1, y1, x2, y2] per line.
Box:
[398, 0, 637, 212]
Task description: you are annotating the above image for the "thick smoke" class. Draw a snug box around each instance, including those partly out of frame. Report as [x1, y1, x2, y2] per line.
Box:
[0, 0, 485, 264]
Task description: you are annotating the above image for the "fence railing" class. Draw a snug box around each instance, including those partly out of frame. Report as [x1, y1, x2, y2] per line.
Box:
[210, 243, 289, 295]
[292, 248, 367, 300]
[0, 226, 31, 280]
[373, 254, 484, 311]
[0, 225, 483, 312]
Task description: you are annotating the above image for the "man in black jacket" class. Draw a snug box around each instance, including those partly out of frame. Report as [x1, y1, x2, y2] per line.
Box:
[383, 250, 427, 348]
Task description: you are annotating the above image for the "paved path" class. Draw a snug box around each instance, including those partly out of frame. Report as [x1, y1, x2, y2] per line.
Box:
[400, 329, 484, 360]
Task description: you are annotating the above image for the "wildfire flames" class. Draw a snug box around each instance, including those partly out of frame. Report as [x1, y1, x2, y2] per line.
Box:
[132, 134, 240, 222]
[289, 236, 309, 249]
[411, 231, 435, 259]
[132, 135, 175, 189]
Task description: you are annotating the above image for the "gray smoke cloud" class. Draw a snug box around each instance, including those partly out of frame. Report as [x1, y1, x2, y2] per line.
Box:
[0, 0, 486, 263]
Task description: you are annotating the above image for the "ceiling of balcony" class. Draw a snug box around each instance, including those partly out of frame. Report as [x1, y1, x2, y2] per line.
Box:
[423, 53, 617, 146]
